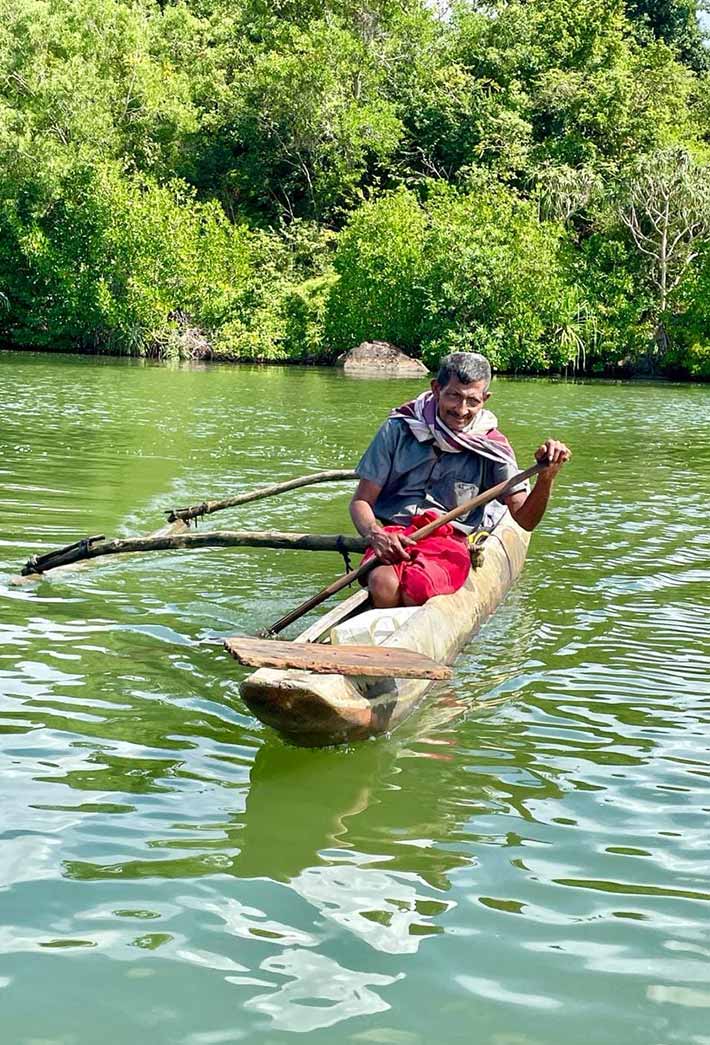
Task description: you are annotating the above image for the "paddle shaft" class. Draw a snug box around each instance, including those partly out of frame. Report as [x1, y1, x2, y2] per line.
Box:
[266, 460, 545, 635]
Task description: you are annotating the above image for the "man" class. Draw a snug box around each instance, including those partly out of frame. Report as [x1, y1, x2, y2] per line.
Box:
[350, 351, 571, 608]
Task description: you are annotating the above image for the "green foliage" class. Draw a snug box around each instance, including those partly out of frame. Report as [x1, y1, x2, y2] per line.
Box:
[449, 0, 697, 178]
[325, 180, 582, 372]
[664, 339, 710, 376]
[0, 163, 252, 353]
[663, 239, 710, 375]
[281, 273, 339, 360]
[185, 14, 403, 221]
[0, 0, 198, 185]
[577, 231, 655, 368]
[0, 0, 709, 375]
[325, 189, 428, 350]
[212, 223, 338, 361]
[625, 0, 709, 71]
[421, 182, 583, 372]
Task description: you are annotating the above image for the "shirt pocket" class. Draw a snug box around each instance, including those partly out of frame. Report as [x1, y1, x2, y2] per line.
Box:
[453, 481, 479, 506]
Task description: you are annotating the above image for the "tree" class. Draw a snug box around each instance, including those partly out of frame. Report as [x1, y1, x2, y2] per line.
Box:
[625, 0, 709, 70]
[534, 162, 602, 221]
[325, 178, 581, 372]
[325, 188, 427, 350]
[184, 12, 405, 222]
[620, 147, 710, 359]
[0, 0, 198, 185]
[448, 0, 697, 180]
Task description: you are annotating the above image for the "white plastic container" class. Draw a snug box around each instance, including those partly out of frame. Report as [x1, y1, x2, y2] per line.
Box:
[330, 606, 419, 647]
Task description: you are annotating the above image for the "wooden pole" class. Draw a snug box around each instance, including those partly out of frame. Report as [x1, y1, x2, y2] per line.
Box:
[165, 469, 359, 524]
[21, 530, 368, 577]
[265, 462, 545, 636]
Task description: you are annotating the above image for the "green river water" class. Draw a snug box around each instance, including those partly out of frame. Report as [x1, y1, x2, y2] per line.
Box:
[1, 351, 709, 1045]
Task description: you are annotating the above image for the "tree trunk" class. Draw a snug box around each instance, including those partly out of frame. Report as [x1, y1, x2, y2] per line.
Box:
[654, 319, 670, 362]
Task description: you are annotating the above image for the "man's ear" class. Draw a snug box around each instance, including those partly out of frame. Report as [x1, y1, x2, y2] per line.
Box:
[431, 380, 441, 397]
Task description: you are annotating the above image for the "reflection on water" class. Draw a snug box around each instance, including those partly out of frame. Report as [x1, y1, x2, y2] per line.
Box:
[244, 949, 400, 1034]
[1, 355, 710, 1043]
[54, 730, 474, 1029]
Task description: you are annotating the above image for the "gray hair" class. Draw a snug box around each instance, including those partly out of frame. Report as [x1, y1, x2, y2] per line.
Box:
[436, 352, 491, 390]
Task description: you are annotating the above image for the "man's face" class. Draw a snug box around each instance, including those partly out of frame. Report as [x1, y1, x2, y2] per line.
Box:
[431, 377, 490, 432]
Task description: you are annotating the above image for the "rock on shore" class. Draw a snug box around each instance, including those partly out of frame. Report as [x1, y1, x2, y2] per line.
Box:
[337, 340, 429, 377]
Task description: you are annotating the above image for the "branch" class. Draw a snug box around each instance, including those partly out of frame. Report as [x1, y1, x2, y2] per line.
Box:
[165, 469, 359, 524]
[667, 252, 699, 293]
[665, 225, 696, 261]
[21, 530, 369, 577]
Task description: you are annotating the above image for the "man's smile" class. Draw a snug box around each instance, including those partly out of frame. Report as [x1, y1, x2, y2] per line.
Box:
[443, 412, 472, 430]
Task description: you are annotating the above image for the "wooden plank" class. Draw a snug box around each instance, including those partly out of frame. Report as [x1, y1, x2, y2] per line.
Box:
[224, 636, 453, 680]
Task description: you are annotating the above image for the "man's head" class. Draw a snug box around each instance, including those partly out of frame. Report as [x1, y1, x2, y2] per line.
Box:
[431, 352, 492, 432]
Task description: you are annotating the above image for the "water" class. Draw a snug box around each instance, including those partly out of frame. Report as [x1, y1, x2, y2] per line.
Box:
[1, 351, 709, 1045]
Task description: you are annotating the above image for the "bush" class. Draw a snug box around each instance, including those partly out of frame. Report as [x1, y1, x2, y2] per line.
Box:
[282, 272, 339, 361]
[210, 221, 337, 361]
[419, 180, 581, 372]
[323, 180, 582, 373]
[664, 342, 710, 378]
[324, 189, 428, 353]
[0, 164, 252, 354]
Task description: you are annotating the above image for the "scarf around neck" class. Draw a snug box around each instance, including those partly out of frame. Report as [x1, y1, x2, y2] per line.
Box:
[390, 390, 515, 465]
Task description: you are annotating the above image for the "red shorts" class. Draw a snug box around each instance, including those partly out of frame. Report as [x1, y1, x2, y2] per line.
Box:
[363, 511, 471, 605]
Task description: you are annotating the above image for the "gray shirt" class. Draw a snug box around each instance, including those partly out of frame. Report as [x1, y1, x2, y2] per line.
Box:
[356, 418, 527, 533]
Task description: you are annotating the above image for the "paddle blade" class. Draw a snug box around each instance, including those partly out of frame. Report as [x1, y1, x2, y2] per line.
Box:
[224, 636, 452, 680]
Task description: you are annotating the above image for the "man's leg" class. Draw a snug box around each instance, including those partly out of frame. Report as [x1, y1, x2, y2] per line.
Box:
[368, 565, 403, 608]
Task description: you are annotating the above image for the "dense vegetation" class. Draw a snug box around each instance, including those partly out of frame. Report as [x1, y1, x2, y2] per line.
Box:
[1, 0, 709, 376]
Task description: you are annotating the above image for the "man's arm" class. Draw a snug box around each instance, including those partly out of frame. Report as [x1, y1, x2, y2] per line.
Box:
[504, 439, 571, 532]
[350, 479, 415, 564]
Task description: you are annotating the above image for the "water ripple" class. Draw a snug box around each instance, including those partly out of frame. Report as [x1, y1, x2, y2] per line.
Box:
[1, 358, 709, 1043]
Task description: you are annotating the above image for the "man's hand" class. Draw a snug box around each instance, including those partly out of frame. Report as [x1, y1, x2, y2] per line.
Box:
[534, 439, 571, 479]
[507, 438, 572, 531]
[367, 526, 416, 564]
[351, 478, 417, 563]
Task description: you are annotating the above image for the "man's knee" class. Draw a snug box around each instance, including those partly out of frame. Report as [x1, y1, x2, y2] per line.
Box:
[368, 565, 402, 608]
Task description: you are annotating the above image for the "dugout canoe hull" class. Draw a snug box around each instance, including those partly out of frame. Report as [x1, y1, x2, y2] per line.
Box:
[239, 513, 530, 747]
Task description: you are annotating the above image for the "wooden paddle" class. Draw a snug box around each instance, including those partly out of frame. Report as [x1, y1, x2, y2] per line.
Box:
[224, 460, 546, 678]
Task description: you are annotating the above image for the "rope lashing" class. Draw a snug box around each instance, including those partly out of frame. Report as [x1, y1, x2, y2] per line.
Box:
[467, 529, 489, 569]
[335, 534, 353, 577]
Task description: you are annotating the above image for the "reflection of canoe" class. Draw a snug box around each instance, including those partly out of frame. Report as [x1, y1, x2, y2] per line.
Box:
[239, 512, 530, 747]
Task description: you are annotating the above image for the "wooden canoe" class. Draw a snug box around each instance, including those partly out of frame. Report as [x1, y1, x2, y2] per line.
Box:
[238, 512, 531, 747]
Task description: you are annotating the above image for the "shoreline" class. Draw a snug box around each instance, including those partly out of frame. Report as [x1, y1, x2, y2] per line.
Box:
[1, 344, 703, 383]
